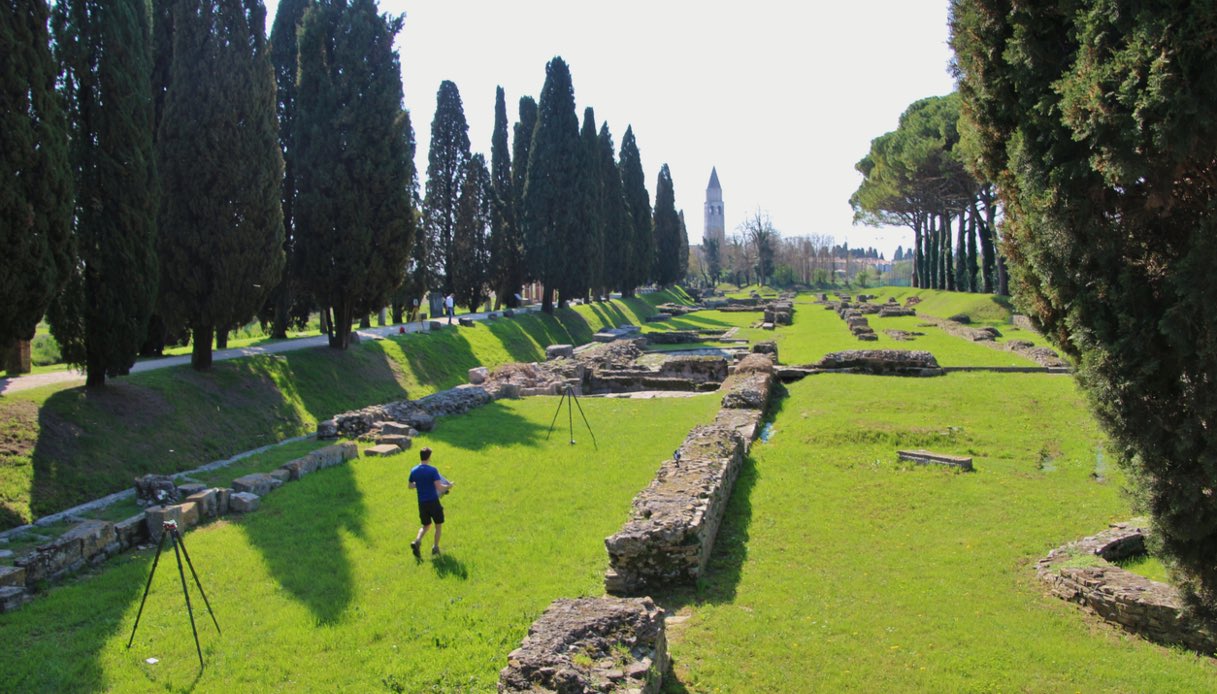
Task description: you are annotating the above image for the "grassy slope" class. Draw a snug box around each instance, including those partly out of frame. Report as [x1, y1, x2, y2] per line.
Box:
[661, 373, 1214, 692]
[0, 291, 680, 529]
[0, 395, 721, 692]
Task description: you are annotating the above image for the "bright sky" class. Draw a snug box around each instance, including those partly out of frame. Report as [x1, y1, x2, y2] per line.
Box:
[263, 1, 956, 259]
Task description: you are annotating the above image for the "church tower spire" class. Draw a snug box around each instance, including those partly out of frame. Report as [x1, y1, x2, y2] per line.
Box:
[704, 167, 725, 247]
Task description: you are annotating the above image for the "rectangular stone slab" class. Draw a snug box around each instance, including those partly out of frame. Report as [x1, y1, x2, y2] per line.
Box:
[897, 449, 974, 471]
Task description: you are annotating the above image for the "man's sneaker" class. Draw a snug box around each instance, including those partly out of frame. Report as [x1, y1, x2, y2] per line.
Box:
[410, 540, 421, 558]
[432, 546, 441, 556]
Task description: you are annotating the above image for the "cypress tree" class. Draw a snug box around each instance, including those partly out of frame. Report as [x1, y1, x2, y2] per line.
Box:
[261, 0, 312, 339]
[576, 106, 603, 301]
[677, 210, 690, 283]
[510, 96, 537, 303]
[0, 0, 73, 354]
[618, 126, 652, 297]
[488, 86, 523, 308]
[652, 164, 682, 287]
[48, 0, 159, 388]
[295, 0, 414, 350]
[452, 154, 491, 311]
[422, 80, 471, 295]
[597, 123, 630, 297]
[158, 0, 283, 369]
[522, 56, 581, 313]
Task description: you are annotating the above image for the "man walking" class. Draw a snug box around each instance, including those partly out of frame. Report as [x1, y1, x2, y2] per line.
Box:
[445, 293, 455, 324]
[409, 447, 452, 557]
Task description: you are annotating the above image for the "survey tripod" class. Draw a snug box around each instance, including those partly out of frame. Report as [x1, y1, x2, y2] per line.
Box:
[546, 383, 598, 449]
[127, 519, 221, 669]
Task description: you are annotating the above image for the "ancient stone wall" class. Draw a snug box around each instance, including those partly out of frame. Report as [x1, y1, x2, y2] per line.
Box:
[1037, 521, 1217, 654]
[499, 597, 668, 693]
[604, 356, 774, 596]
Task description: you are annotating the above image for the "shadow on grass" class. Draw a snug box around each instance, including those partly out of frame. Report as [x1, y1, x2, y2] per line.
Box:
[239, 463, 366, 625]
[431, 553, 469, 580]
[393, 328, 482, 393]
[486, 319, 548, 363]
[422, 401, 550, 451]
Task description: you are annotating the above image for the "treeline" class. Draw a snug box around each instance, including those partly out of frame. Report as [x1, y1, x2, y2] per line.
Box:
[850, 92, 1006, 295]
[1, 0, 687, 382]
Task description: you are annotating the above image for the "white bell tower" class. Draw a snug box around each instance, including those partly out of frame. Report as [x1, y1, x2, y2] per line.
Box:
[704, 167, 725, 247]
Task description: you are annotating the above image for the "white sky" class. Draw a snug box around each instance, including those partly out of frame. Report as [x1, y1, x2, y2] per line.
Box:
[263, 1, 956, 259]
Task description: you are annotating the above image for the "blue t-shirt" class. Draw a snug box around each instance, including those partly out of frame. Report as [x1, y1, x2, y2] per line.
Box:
[409, 463, 441, 503]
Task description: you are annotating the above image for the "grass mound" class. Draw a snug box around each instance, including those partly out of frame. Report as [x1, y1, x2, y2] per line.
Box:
[0, 291, 683, 529]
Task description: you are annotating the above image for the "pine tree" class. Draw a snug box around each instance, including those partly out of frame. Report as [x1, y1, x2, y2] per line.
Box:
[48, 0, 158, 388]
[597, 123, 630, 296]
[261, 0, 312, 339]
[157, 0, 283, 369]
[576, 107, 603, 301]
[618, 126, 652, 296]
[423, 80, 471, 295]
[295, 0, 414, 350]
[652, 164, 682, 287]
[522, 57, 581, 313]
[488, 86, 523, 308]
[677, 210, 689, 283]
[452, 154, 491, 311]
[0, 0, 73, 354]
[510, 96, 537, 303]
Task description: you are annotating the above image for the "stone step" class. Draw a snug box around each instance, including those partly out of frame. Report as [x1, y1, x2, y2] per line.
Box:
[364, 444, 401, 457]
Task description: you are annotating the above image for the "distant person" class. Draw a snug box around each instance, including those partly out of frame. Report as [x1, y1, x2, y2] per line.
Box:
[410, 297, 420, 323]
[445, 293, 455, 324]
[408, 447, 452, 558]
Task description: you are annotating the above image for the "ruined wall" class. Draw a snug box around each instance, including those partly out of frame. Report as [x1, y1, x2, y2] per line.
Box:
[1037, 521, 1217, 654]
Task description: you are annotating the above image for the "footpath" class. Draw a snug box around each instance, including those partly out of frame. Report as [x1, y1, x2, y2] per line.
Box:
[0, 308, 533, 396]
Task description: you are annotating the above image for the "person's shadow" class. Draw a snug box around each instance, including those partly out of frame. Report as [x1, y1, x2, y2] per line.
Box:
[430, 553, 469, 580]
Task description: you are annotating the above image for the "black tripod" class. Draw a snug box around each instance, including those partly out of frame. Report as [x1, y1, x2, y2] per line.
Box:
[127, 519, 221, 669]
[546, 383, 598, 449]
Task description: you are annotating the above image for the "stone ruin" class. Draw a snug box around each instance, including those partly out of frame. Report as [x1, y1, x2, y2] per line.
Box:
[604, 354, 774, 596]
[812, 349, 943, 377]
[763, 300, 793, 326]
[1037, 520, 1217, 655]
[1003, 339, 1070, 369]
[499, 597, 668, 694]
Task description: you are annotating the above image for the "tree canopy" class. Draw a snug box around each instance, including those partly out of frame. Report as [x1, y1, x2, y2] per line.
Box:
[423, 79, 471, 295]
[952, 0, 1217, 620]
[618, 126, 652, 297]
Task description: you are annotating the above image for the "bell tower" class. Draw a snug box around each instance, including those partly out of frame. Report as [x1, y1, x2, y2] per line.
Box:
[704, 167, 725, 247]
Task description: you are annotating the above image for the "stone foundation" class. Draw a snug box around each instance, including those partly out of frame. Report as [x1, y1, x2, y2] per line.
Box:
[499, 597, 667, 693]
[1036, 521, 1217, 654]
[813, 349, 943, 376]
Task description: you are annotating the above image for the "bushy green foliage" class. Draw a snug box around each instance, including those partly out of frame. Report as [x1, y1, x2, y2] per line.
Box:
[951, 0, 1217, 619]
[49, 0, 159, 388]
[488, 86, 524, 307]
[423, 79, 471, 294]
[451, 154, 492, 310]
[522, 57, 582, 312]
[0, 0, 73, 348]
[652, 164, 683, 287]
[575, 107, 604, 300]
[294, 0, 414, 350]
[157, 0, 284, 369]
[618, 126, 652, 296]
[597, 123, 630, 295]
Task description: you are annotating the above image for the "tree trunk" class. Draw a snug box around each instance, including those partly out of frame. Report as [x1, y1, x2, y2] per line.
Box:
[391, 302, 404, 324]
[359, 314, 371, 329]
[216, 328, 228, 350]
[271, 287, 290, 339]
[4, 339, 31, 375]
[966, 206, 979, 292]
[319, 308, 331, 337]
[329, 302, 353, 349]
[85, 347, 106, 389]
[997, 255, 1010, 296]
[912, 216, 923, 288]
[541, 283, 554, 313]
[192, 325, 214, 370]
[954, 210, 967, 291]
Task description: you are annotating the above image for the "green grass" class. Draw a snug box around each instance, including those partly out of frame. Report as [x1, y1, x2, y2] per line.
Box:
[1114, 554, 1173, 584]
[0, 292, 688, 530]
[0, 394, 720, 692]
[659, 372, 1214, 691]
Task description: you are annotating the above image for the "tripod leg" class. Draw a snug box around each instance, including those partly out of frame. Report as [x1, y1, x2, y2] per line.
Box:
[569, 390, 599, 450]
[171, 532, 206, 670]
[545, 388, 568, 440]
[568, 387, 575, 444]
[175, 529, 221, 635]
[127, 529, 170, 649]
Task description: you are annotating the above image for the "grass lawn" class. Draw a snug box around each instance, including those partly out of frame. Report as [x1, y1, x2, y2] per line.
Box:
[0, 291, 685, 530]
[659, 372, 1215, 691]
[0, 394, 720, 692]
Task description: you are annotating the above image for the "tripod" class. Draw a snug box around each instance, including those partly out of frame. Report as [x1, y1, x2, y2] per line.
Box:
[546, 383, 598, 449]
[127, 519, 221, 669]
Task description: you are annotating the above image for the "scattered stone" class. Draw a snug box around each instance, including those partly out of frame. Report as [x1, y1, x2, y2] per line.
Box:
[458, 317, 475, 327]
[751, 341, 778, 361]
[134, 474, 179, 505]
[546, 344, 575, 360]
[762, 322, 775, 330]
[114, 513, 148, 549]
[897, 449, 974, 471]
[500, 597, 668, 694]
[145, 505, 183, 544]
[884, 329, 923, 341]
[0, 565, 26, 588]
[0, 586, 32, 613]
[228, 492, 260, 514]
[948, 313, 971, 324]
[269, 469, 291, 484]
[232, 473, 282, 497]
[177, 500, 200, 528]
[184, 489, 219, 520]
[364, 444, 401, 457]
[428, 321, 444, 331]
[376, 434, 412, 449]
[468, 366, 489, 384]
[176, 482, 207, 499]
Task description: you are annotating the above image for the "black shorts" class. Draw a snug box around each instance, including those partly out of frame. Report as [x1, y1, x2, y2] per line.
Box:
[418, 499, 445, 526]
